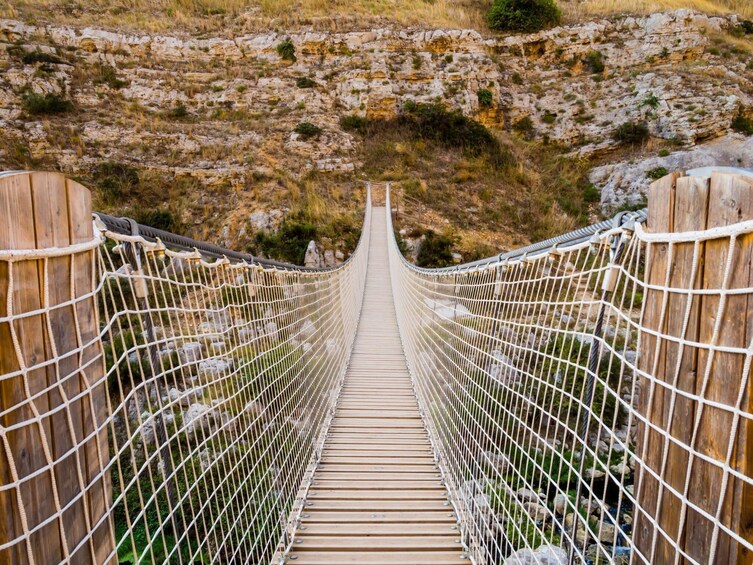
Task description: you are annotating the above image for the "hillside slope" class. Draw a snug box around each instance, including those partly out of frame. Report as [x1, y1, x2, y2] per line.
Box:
[1, 9, 752, 264]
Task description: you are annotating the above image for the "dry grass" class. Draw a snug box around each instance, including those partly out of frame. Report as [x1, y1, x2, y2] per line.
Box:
[561, 0, 753, 21]
[0, 0, 488, 33]
[2, 0, 750, 33]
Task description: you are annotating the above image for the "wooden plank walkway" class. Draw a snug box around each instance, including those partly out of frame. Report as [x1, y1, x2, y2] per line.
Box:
[288, 207, 464, 564]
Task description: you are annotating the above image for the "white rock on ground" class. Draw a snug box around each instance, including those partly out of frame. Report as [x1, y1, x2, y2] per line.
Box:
[504, 545, 567, 565]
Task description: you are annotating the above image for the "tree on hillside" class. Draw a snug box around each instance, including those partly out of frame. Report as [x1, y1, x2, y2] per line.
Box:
[488, 0, 561, 33]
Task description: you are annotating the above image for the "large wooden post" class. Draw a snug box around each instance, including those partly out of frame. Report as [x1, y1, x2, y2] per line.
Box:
[0, 172, 113, 563]
[635, 171, 753, 563]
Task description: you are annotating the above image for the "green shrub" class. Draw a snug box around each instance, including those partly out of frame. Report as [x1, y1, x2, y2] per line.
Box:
[584, 51, 605, 74]
[488, 0, 561, 33]
[94, 161, 139, 203]
[276, 38, 296, 62]
[658, 148, 671, 157]
[399, 102, 512, 167]
[252, 217, 317, 264]
[477, 88, 493, 107]
[731, 112, 753, 135]
[512, 115, 535, 136]
[613, 121, 650, 145]
[416, 231, 455, 268]
[166, 104, 188, 119]
[542, 111, 557, 124]
[133, 208, 177, 232]
[294, 121, 322, 139]
[296, 76, 316, 88]
[22, 49, 64, 65]
[646, 166, 669, 181]
[92, 64, 128, 89]
[583, 183, 601, 203]
[21, 92, 73, 115]
[339, 114, 367, 133]
[641, 93, 661, 109]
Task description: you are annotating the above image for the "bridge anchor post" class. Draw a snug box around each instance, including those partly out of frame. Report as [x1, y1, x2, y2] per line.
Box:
[635, 171, 753, 564]
[0, 172, 114, 564]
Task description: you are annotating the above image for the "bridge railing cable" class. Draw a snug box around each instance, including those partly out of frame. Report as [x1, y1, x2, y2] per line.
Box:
[0, 171, 371, 564]
[386, 175, 753, 565]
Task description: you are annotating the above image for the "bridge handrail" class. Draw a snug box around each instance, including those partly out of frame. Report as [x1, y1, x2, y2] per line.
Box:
[385, 177, 753, 564]
[0, 171, 371, 565]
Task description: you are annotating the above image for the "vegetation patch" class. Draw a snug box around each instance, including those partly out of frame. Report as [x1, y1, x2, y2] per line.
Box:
[93, 161, 140, 204]
[417, 231, 456, 268]
[294, 121, 323, 139]
[488, 0, 561, 33]
[613, 121, 650, 145]
[21, 91, 73, 115]
[477, 88, 493, 107]
[399, 101, 512, 167]
[276, 38, 296, 62]
[252, 216, 316, 264]
[731, 111, 753, 135]
[92, 64, 128, 89]
[295, 76, 317, 88]
[646, 166, 669, 181]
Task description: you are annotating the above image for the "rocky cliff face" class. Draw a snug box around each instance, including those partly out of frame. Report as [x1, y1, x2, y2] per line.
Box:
[1, 10, 751, 255]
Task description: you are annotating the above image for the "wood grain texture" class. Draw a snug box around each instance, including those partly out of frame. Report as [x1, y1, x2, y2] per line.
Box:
[0, 172, 113, 564]
[289, 207, 465, 563]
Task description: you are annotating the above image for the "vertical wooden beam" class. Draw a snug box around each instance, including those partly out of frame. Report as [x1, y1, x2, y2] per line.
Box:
[636, 171, 753, 563]
[634, 171, 679, 561]
[0, 172, 113, 564]
[688, 173, 753, 564]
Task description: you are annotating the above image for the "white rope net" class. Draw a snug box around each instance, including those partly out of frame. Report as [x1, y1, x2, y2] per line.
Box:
[0, 192, 370, 564]
[386, 189, 753, 565]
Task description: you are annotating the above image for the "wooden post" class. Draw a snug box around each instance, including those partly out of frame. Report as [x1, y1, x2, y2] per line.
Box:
[636, 171, 753, 563]
[0, 172, 113, 564]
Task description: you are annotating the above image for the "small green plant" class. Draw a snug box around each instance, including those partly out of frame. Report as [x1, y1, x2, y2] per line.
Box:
[416, 231, 455, 268]
[252, 217, 317, 264]
[94, 161, 139, 203]
[92, 64, 128, 89]
[294, 121, 322, 139]
[133, 208, 177, 232]
[658, 148, 671, 157]
[583, 183, 601, 203]
[613, 121, 650, 145]
[477, 89, 493, 107]
[584, 51, 605, 74]
[412, 54, 422, 70]
[641, 93, 661, 109]
[296, 76, 316, 88]
[512, 116, 535, 136]
[166, 104, 188, 119]
[339, 114, 367, 133]
[21, 91, 73, 115]
[646, 166, 669, 181]
[511, 72, 523, 85]
[22, 49, 64, 65]
[542, 111, 557, 124]
[276, 38, 296, 62]
[487, 0, 561, 32]
[731, 112, 753, 135]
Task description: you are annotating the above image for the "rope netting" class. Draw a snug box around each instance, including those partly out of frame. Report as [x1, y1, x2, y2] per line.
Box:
[0, 190, 371, 564]
[386, 188, 753, 565]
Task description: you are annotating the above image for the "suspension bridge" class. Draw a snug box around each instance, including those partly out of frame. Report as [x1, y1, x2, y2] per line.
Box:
[1, 170, 752, 565]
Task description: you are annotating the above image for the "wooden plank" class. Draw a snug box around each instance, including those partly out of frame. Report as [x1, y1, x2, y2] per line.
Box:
[634, 171, 678, 562]
[286, 551, 465, 564]
[0, 172, 61, 565]
[292, 536, 461, 551]
[688, 173, 753, 563]
[301, 511, 456, 523]
[298, 523, 458, 536]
